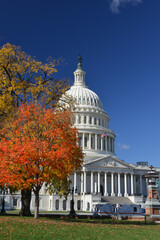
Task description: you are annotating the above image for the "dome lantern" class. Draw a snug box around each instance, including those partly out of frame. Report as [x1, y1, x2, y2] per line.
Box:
[73, 55, 86, 87]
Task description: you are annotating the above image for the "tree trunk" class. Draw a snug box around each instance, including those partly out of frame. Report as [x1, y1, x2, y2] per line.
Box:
[34, 189, 39, 219]
[19, 189, 32, 216]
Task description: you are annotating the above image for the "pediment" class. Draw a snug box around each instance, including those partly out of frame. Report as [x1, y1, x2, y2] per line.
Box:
[85, 156, 132, 169]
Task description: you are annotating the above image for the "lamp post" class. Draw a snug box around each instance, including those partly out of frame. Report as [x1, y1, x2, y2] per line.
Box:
[69, 186, 77, 216]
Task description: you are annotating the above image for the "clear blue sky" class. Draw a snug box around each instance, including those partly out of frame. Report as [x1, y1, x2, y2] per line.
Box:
[1, 0, 160, 166]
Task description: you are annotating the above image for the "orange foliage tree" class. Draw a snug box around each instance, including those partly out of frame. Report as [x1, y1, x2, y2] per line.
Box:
[0, 43, 71, 216]
[0, 103, 83, 219]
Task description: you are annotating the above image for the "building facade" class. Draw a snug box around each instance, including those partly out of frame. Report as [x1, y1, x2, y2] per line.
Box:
[1, 57, 160, 212]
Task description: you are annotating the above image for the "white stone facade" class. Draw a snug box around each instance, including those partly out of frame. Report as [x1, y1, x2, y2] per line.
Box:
[1, 58, 160, 212]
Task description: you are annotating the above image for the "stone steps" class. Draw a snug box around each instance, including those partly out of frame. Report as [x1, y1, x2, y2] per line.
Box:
[101, 196, 133, 205]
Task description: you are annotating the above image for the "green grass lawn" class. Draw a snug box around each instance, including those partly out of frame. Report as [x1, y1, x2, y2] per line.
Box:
[0, 216, 160, 240]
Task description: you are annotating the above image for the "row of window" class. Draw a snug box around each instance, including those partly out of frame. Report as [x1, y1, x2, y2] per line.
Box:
[54, 199, 86, 211]
[75, 96, 101, 107]
[75, 115, 108, 128]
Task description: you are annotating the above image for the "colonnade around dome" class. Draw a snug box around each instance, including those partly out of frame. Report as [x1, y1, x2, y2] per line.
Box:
[78, 133, 115, 154]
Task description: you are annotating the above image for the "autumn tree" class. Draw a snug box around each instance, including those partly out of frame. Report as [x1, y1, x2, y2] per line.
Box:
[0, 103, 83, 219]
[0, 43, 69, 215]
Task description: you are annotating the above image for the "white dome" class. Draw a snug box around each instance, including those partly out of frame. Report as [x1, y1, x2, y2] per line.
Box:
[66, 58, 103, 110]
[66, 85, 103, 110]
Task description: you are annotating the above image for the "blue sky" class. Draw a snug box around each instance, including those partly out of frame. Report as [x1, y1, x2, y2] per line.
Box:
[0, 0, 160, 166]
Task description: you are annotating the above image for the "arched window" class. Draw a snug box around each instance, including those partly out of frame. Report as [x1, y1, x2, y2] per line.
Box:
[87, 202, 90, 211]
[89, 116, 92, 124]
[91, 135, 95, 149]
[55, 200, 59, 210]
[77, 200, 81, 210]
[78, 116, 81, 124]
[63, 200, 66, 210]
[79, 136, 82, 147]
[84, 136, 88, 148]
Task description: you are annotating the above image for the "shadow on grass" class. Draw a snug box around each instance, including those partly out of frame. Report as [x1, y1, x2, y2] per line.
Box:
[3, 212, 156, 226]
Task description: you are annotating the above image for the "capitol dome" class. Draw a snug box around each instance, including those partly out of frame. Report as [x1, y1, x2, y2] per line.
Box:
[64, 56, 116, 158]
[67, 85, 103, 110]
[66, 55, 103, 110]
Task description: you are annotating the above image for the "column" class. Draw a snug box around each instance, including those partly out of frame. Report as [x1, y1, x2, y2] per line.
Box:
[104, 172, 108, 196]
[105, 136, 108, 153]
[131, 173, 134, 195]
[84, 171, 86, 194]
[82, 133, 85, 149]
[134, 175, 136, 195]
[98, 172, 100, 193]
[81, 173, 83, 194]
[74, 172, 77, 193]
[101, 137, 103, 151]
[95, 173, 97, 193]
[89, 133, 91, 150]
[140, 175, 143, 195]
[95, 134, 97, 150]
[111, 172, 115, 196]
[124, 173, 128, 197]
[118, 173, 122, 196]
[115, 174, 118, 195]
[91, 172, 93, 194]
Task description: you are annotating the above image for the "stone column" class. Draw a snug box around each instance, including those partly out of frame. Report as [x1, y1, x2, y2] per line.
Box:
[118, 173, 122, 196]
[81, 173, 83, 194]
[74, 172, 77, 193]
[111, 172, 115, 196]
[84, 171, 86, 194]
[91, 172, 93, 194]
[105, 136, 107, 152]
[124, 173, 128, 197]
[95, 174, 97, 193]
[140, 175, 143, 195]
[89, 133, 91, 150]
[95, 134, 97, 150]
[131, 173, 134, 195]
[104, 172, 108, 196]
[101, 137, 103, 151]
[98, 172, 100, 193]
[134, 175, 136, 195]
[82, 133, 85, 149]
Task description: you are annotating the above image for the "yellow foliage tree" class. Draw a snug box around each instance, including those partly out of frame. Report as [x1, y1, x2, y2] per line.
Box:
[0, 43, 68, 121]
[0, 43, 70, 215]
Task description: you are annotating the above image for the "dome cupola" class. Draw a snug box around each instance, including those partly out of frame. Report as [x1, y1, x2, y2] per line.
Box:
[67, 55, 103, 110]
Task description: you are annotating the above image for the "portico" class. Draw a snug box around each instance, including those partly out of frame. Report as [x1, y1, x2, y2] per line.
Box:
[72, 169, 147, 198]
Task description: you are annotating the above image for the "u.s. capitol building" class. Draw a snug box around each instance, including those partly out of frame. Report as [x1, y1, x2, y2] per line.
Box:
[2, 57, 160, 212]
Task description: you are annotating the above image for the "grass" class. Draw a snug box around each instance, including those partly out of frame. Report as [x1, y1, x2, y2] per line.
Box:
[0, 216, 160, 240]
